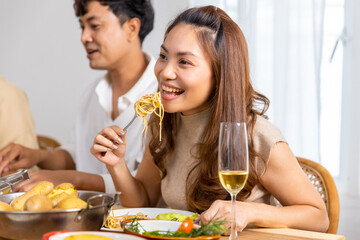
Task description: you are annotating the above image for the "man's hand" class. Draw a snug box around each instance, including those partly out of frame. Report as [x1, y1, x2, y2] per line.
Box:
[13, 170, 105, 193]
[0, 143, 43, 175]
[13, 170, 69, 192]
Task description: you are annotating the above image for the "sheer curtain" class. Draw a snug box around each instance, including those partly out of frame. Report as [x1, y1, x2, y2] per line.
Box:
[190, 0, 325, 163]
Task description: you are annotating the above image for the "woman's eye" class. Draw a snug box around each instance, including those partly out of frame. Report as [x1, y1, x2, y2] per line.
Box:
[159, 53, 167, 61]
[179, 59, 191, 65]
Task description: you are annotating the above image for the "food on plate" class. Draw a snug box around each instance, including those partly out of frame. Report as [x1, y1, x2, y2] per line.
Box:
[126, 218, 226, 237]
[178, 218, 194, 234]
[47, 183, 78, 207]
[10, 181, 54, 210]
[63, 234, 113, 240]
[56, 197, 87, 210]
[103, 210, 200, 231]
[134, 92, 164, 141]
[0, 200, 14, 211]
[104, 211, 152, 230]
[24, 195, 53, 211]
[156, 212, 199, 222]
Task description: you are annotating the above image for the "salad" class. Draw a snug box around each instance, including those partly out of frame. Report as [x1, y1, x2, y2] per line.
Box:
[156, 212, 199, 222]
[126, 218, 226, 238]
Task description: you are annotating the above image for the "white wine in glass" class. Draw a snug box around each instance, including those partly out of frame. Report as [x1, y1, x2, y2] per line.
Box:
[218, 122, 249, 240]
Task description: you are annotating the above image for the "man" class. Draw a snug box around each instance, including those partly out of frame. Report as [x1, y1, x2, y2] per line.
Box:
[0, 0, 157, 193]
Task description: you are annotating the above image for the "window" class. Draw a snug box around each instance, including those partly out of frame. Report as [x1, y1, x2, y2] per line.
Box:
[320, 0, 344, 177]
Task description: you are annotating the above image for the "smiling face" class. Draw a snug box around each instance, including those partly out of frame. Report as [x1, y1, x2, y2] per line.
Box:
[79, 1, 130, 70]
[154, 23, 215, 116]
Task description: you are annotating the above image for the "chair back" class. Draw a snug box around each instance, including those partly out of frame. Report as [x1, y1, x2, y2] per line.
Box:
[37, 135, 61, 151]
[272, 157, 340, 234]
[296, 157, 339, 234]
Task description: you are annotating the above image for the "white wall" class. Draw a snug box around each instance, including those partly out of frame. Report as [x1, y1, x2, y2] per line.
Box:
[0, 0, 188, 144]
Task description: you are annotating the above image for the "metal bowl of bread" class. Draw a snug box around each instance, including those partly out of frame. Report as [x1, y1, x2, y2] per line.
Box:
[0, 181, 119, 240]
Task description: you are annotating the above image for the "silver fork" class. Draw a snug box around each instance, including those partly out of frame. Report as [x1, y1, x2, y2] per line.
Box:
[123, 114, 138, 131]
[123, 105, 152, 131]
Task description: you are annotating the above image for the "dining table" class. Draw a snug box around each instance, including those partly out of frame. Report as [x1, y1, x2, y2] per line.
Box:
[98, 227, 346, 240]
[0, 203, 346, 240]
[0, 228, 346, 240]
[0, 222, 346, 240]
[236, 227, 345, 240]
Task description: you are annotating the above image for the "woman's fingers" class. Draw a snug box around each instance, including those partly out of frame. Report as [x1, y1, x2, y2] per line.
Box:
[96, 126, 126, 146]
[91, 126, 127, 166]
[201, 200, 249, 233]
[91, 144, 111, 160]
[94, 134, 117, 150]
[201, 200, 222, 223]
[102, 127, 123, 145]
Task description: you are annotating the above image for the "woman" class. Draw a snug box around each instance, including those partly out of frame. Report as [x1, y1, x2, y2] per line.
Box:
[91, 6, 329, 232]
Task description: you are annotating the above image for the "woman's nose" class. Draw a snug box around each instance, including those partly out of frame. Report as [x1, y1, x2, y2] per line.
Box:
[160, 63, 177, 80]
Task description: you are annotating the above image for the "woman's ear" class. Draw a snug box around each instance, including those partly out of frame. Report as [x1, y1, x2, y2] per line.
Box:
[125, 17, 141, 42]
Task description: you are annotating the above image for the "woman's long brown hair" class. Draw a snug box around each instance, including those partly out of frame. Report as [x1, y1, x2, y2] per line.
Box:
[148, 6, 270, 213]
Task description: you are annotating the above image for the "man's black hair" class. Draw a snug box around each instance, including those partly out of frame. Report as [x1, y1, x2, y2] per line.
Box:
[74, 0, 154, 43]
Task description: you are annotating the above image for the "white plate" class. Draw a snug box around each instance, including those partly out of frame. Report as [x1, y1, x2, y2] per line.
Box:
[125, 220, 182, 233]
[102, 208, 195, 232]
[49, 231, 145, 240]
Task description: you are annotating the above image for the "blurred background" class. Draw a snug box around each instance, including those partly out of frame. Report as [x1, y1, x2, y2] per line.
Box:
[0, 0, 359, 238]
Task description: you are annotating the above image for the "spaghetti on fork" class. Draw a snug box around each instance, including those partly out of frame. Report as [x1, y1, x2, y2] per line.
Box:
[134, 92, 164, 141]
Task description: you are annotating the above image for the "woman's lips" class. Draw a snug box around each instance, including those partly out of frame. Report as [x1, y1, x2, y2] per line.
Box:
[161, 88, 184, 100]
[162, 84, 184, 93]
[160, 84, 185, 100]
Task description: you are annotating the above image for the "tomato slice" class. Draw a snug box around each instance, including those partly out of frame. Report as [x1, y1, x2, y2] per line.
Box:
[42, 231, 69, 240]
[177, 217, 194, 233]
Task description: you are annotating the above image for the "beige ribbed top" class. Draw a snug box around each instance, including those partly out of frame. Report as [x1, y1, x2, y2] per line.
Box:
[0, 76, 38, 150]
[160, 108, 286, 210]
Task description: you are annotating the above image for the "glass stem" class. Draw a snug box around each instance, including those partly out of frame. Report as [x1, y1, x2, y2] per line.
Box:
[230, 193, 238, 240]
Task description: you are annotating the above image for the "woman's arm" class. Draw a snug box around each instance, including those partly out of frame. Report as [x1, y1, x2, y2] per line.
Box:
[255, 142, 329, 231]
[91, 126, 162, 207]
[200, 142, 329, 232]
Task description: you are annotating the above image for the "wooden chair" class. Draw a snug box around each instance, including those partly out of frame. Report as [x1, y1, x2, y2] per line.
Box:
[273, 157, 340, 234]
[37, 135, 61, 151]
[296, 157, 340, 234]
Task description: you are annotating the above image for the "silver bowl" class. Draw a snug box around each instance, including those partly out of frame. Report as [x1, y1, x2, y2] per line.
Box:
[0, 190, 119, 240]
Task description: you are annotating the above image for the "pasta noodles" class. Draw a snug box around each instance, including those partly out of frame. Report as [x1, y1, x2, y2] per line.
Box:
[103, 211, 151, 230]
[134, 92, 164, 141]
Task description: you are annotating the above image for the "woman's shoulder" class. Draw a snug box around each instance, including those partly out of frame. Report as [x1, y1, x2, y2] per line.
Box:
[252, 115, 287, 175]
[253, 115, 286, 144]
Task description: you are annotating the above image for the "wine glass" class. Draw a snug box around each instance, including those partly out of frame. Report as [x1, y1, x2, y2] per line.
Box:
[218, 122, 249, 240]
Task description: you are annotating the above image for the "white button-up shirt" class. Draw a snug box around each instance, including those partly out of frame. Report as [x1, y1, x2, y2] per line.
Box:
[62, 53, 158, 193]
